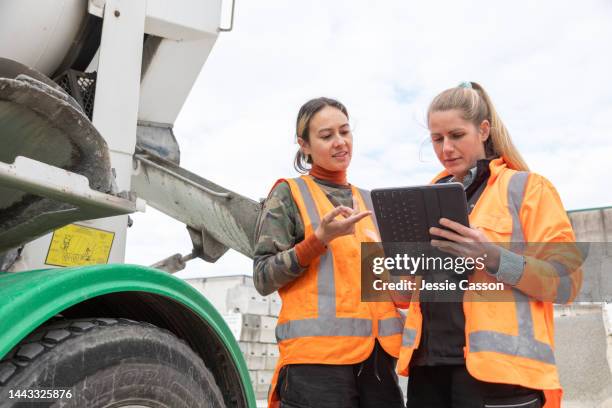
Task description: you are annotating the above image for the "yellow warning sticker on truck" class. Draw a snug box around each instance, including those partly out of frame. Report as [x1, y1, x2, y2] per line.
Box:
[45, 224, 115, 267]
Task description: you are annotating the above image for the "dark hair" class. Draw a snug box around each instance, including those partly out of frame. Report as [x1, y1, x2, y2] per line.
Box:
[294, 97, 349, 173]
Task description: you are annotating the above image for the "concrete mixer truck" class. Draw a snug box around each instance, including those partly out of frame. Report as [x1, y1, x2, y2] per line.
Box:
[0, 0, 260, 406]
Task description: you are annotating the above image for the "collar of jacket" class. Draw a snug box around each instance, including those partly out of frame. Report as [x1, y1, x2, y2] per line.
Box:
[431, 156, 508, 185]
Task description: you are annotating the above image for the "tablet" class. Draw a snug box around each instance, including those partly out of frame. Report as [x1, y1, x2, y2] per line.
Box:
[370, 183, 469, 242]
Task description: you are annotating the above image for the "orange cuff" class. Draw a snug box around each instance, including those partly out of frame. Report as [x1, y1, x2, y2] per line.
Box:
[295, 234, 327, 267]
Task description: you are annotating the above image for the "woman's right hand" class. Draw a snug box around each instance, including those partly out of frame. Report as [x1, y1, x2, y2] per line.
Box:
[314, 197, 371, 244]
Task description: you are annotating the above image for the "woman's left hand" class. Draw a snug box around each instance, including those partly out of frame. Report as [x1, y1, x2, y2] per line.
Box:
[429, 218, 500, 271]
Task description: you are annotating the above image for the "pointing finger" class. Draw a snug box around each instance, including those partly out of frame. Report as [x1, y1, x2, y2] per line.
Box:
[323, 206, 345, 223]
[345, 210, 371, 225]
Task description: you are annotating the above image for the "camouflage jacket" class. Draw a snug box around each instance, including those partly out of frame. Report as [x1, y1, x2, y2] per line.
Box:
[253, 177, 354, 296]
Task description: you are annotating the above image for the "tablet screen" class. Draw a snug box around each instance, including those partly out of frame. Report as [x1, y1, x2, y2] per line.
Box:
[370, 183, 469, 243]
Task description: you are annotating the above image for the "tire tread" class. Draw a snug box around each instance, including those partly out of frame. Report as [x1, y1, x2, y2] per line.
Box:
[0, 318, 169, 386]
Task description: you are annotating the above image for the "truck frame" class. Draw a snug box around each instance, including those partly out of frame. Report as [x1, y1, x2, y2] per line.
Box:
[0, 0, 259, 406]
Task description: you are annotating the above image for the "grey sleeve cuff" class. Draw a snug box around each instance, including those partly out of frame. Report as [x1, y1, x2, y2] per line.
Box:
[487, 246, 525, 286]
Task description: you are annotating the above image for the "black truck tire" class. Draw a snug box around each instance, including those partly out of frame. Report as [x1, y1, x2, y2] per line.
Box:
[0, 318, 226, 408]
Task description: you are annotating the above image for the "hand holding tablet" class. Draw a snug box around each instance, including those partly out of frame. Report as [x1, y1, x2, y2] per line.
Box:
[371, 183, 469, 243]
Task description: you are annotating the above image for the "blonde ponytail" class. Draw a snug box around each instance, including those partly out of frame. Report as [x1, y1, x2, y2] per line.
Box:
[428, 81, 529, 171]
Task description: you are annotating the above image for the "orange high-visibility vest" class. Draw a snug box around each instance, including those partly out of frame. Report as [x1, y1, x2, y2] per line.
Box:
[397, 157, 582, 408]
[268, 175, 403, 408]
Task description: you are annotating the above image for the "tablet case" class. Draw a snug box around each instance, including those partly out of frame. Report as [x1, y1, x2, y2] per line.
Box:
[370, 183, 469, 243]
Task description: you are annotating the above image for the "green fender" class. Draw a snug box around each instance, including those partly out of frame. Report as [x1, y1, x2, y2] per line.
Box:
[0, 264, 256, 407]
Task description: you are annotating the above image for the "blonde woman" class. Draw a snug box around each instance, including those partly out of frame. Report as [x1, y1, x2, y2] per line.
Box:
[398, 82, 581, 408]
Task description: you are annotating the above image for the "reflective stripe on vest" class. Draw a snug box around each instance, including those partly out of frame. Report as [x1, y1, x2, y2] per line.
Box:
[357, 188, 406, 337]
[358, 187, 403, 338]
[402, 327, 417, 347]
[506, 172, 572, 303]
[379, 317, 404, 337]
[551, 260, 572, 304]
[468, 172, 556, 365]
[276, 177, 372, 341]
[357, 187, 380, 237]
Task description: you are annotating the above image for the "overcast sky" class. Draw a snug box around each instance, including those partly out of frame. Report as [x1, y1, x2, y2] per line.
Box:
[126, 0, 612, 279]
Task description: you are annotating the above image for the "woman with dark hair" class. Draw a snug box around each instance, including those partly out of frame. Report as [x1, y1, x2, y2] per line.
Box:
[254, 97, 405, 408]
